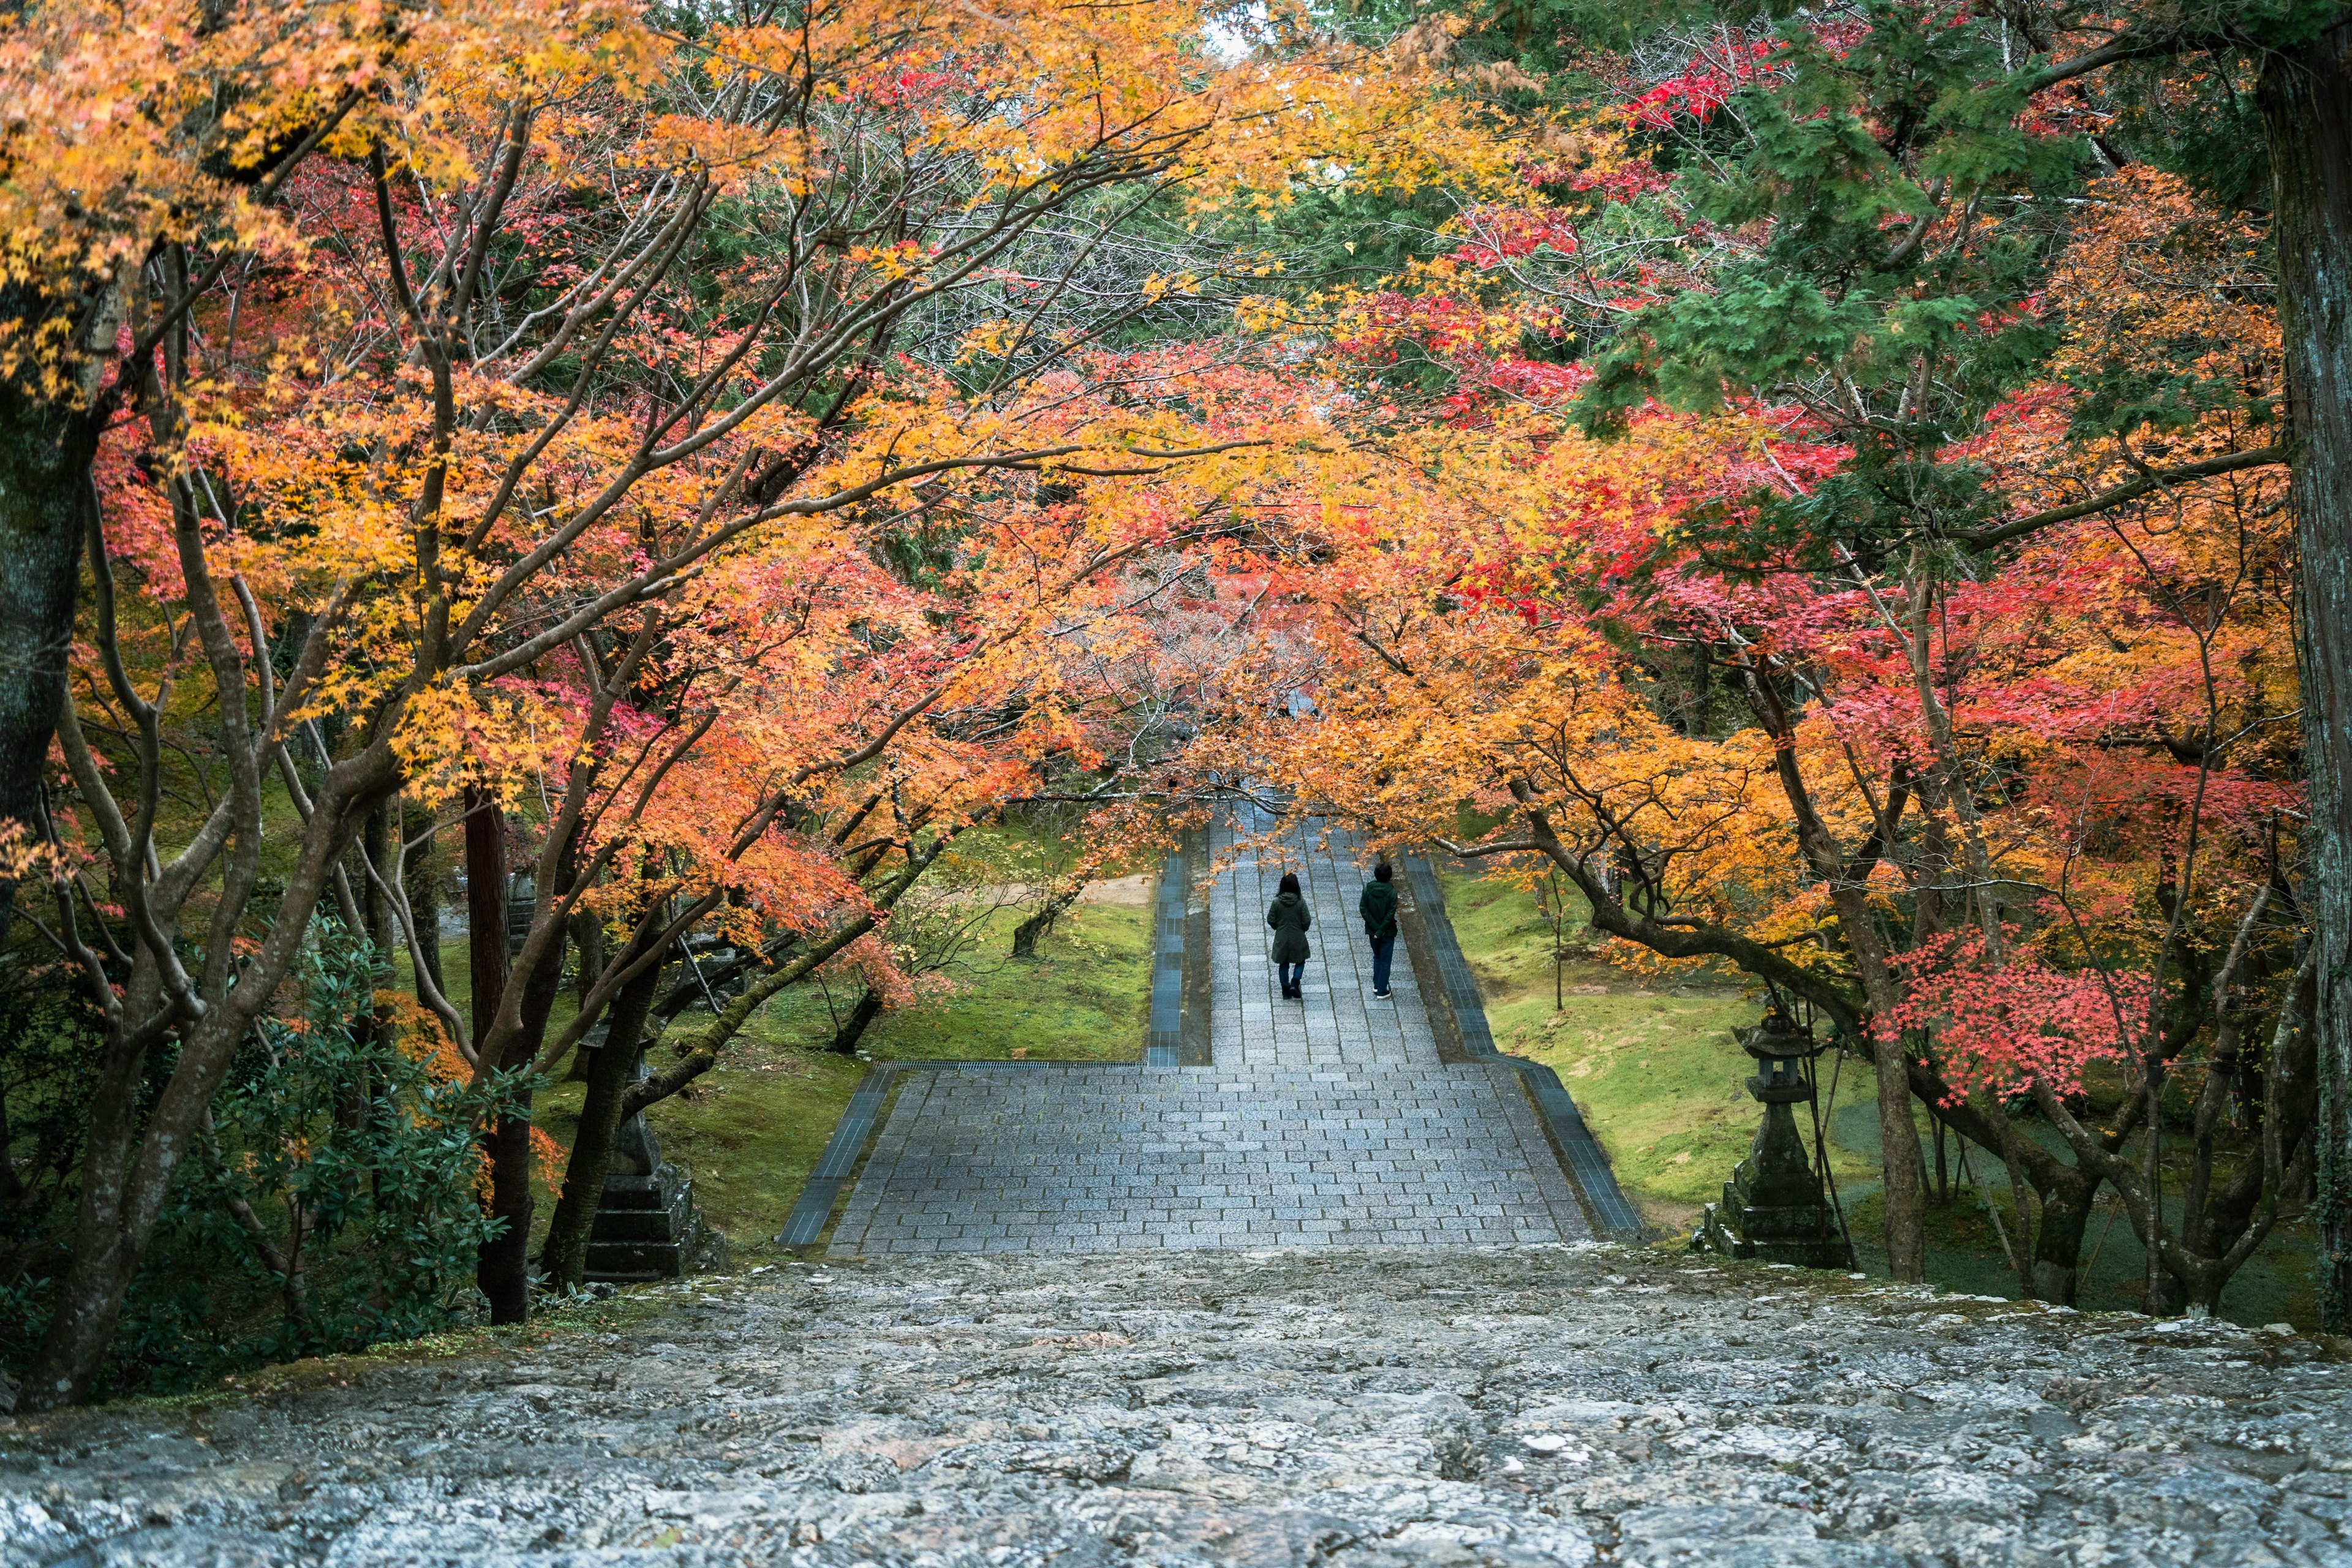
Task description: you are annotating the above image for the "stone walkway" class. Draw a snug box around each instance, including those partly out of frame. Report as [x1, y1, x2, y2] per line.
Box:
[827, 1063, 1585, 1253]
[822, 816, 1596, 1256]
[11, 1247, 2346, 1566]
[1208, 809, 1437, 1068]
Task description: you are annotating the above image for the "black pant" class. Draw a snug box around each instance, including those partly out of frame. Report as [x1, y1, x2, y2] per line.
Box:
[1370, 933, 1395, 993]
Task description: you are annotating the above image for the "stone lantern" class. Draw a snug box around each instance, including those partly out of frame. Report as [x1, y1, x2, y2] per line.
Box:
[1694, 1006, 1855, 1270]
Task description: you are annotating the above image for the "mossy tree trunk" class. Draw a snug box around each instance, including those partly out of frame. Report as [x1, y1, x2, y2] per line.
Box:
[0, 385, 99, 927]
[541, 957, 665, 1290]
[2262, 15, 2352, 1333]
[826, 986, 884, 1054]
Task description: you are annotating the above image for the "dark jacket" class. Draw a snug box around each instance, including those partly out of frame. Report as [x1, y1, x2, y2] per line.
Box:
[1359, 880, 1398, 940]
[1266, 892, 1312, 963]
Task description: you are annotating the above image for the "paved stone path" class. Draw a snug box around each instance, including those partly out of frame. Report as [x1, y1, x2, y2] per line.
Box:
[1208, 809, 1437, 1068]
[11, 1246, 2347, 1566]
[827, 1064, 1586, 1253]
[825, 817, 1594, 1256]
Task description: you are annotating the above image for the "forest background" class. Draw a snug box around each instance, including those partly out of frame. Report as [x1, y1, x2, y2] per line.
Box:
[1, 0, 2350, 1409]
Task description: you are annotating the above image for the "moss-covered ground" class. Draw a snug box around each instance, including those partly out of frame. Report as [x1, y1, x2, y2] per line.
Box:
[1430, 867, 1772, 1229]
[1434, 865, 2324, 1328]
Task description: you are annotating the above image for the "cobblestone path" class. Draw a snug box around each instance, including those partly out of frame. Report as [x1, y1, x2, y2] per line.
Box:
[824, 818, 1596, 1254]
[9, 1247, 2346, 1566]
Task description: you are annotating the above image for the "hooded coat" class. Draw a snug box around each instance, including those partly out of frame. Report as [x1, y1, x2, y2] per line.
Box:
[1266, 891, 1313, 963]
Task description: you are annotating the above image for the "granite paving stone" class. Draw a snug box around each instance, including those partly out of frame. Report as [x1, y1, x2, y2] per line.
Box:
[7, 1249, 2346, 1566]
[828, 816, 1592, 1256]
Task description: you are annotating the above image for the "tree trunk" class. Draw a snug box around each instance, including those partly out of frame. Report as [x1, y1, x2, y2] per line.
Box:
[23, 998, 226, 1406]
[405, 796, 445, 996]
[0, 388, 98, 928]
[564, 908, 606, 1081]
[2262, 18, 2352, 1333]
[464, 788, 510, 1048]
[1011, 886, 1082, 958]
[1825, 881, 1928, 1282]
[541, 957, 665, 1289]
[479, 934, 565, 1319]
[18, 1035, 149, 1408]
[0, 1084, 21, 1205]
[2025, 1166, 2100, 1308]
[826, 986, 885, 1054]
[462, 791, 532, 1323]
[364, 806, 395, 1125]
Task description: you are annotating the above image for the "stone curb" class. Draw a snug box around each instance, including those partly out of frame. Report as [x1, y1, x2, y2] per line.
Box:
[774, 1064, 895, 1248]
[1398, 854, 1646, 1240]
[1147, 826, 1213, 1066]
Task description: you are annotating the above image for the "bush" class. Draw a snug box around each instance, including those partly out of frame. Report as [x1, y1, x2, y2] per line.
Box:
[7, 920, 518, 1400]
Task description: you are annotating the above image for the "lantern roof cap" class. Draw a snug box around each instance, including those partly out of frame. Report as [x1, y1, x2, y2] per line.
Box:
[1738, 1009, 1815, 1062]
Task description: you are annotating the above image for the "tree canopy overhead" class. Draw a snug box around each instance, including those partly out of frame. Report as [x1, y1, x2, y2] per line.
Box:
[3, 0, 2349, 1404]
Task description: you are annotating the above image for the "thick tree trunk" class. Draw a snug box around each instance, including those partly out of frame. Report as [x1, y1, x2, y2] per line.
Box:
[1824, 882, 1928, 1282]
[2026, 1167, 2100, 1308]
[480, 935, 564, 1319]
[826, 986, 885, 1054]
[1866, 1032, 1928, 1281]
[2263, 18, 2352, 1334]
[541, 957, 665, 1289]
[462, 791, 533, 1323]
[0, 389, 98, 927]
[17, 1027, 151, 1408]
[1915, 1063, 2105, 1304]
[464, 790, 510, 1046]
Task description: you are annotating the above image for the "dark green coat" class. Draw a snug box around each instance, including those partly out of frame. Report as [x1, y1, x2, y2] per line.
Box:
[1266, 892, 1312, 962]
[1359, 879, 1398, 939]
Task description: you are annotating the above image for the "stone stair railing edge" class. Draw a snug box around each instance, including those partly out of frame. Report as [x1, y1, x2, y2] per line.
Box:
[1398, 853, 1647, 1242]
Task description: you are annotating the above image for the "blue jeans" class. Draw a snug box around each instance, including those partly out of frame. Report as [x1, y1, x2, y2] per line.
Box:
[1370, 933, 1395, 993]
[1278, 961, 1305, 993]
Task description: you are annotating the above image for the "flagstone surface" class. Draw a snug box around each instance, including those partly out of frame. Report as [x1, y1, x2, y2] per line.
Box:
[827, 816, 1592, 1256]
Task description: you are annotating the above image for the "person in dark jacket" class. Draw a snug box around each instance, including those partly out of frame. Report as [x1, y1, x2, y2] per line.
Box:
[1267, 872, 1312, 998]
[1359, 861, 1400, 998]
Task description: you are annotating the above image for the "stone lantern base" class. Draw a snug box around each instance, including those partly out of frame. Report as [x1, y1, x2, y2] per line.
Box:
[1694, 1099, 1855, 1271]
[583, 1113, 729, 1283]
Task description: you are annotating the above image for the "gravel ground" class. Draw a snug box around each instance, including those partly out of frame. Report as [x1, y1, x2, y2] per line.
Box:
[2, 1243, 2348, 1566]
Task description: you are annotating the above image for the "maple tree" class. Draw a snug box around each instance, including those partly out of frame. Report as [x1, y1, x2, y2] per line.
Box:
[0, 0, 1529, 1403]
[1208, 2, 2323, 1310]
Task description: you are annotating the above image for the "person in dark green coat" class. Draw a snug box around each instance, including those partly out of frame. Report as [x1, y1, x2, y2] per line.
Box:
[1267, 872, 1312, 998]
[1359, 861, 1399, 998]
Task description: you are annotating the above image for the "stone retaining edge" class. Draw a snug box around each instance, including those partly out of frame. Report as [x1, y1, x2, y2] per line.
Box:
[777, 1064, 899, 1248]
[1150, 826, 1216, 1066]
[1398, 854, 1646, 1240]
[1148, 842, 1185, 1065]
[1180, 824, 1213, 1067]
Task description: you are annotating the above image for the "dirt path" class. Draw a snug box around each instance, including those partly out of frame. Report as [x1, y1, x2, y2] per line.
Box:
[3, 1245, 2346, 1565]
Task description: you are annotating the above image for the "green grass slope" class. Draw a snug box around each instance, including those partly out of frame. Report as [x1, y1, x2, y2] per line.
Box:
[1431, 869, 1770, 1228]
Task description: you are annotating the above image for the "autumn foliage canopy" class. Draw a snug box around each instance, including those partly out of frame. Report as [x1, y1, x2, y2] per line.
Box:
[1, 0, 2344, 1396]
